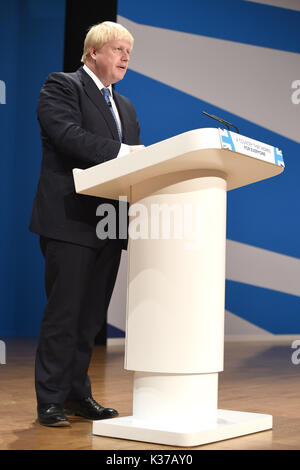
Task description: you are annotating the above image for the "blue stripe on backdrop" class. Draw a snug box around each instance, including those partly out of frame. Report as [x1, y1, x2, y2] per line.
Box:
[0, 0, 66, 336]
[118, 0, 300, 53]
[226, 280, 300, 334]
[107, 324, 126, 339]
[0, 3, 19, 337]
[116, 70, 300, 260]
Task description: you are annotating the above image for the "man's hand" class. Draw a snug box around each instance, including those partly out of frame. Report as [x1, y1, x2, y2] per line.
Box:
[130, 145, 145, 152]
[117, 144, 145, 158]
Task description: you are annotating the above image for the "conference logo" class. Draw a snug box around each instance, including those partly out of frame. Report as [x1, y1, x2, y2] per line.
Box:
[96, 197, 206, 250]
[0, 80, 6, 104]
[0, 340, 6, 365]
[291, 80, 300, 105]
[291, 340, 300, 365]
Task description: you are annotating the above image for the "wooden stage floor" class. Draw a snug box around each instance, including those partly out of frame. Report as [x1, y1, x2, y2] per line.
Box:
[1, 338, 300, 450]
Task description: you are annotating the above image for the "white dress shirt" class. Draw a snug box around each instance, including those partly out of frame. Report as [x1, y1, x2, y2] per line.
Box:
[83, 64, 130, 158]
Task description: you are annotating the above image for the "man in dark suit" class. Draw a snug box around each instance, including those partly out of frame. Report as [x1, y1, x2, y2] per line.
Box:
[30, 21, 143, 427]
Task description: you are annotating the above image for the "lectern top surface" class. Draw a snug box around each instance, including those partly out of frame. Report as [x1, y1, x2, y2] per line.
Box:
[73, 128, 284, 200]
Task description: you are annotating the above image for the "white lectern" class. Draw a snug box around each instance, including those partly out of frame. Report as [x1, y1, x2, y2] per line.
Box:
[73, 128, 284, 447]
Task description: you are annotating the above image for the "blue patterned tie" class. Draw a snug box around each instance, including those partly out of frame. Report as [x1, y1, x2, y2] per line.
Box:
[101, 87, 122, 142]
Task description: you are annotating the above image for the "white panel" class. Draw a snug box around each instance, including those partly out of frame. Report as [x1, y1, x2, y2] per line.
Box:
[245, 0, 300, 11]
[225, 310, 273, 336]
[118, 15, 300, 144]
[226, 240, 300, 297]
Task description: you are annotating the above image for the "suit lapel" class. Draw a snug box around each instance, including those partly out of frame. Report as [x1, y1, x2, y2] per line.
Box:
[78, 67, 120, 142]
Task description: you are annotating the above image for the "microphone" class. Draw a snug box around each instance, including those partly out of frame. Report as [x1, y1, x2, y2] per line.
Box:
[202, 111, 240, 134]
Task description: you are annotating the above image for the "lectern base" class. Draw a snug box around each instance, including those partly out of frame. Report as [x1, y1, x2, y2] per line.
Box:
[92, 409, 272, 447]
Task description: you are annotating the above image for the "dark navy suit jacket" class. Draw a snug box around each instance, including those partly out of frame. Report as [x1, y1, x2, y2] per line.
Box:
[30, 66, 141, 248]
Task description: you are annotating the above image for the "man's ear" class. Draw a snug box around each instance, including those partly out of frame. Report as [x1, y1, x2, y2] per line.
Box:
[89, 47, 97, 60]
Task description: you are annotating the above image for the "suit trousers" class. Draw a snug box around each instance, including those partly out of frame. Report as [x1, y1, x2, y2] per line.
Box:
[35, 236, 122, 404]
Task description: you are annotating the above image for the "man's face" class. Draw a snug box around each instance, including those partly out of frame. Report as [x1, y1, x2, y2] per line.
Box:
[90, 38, 132, 87]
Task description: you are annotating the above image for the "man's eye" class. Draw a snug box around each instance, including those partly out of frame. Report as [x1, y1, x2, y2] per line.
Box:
[114, 47, 130, 55]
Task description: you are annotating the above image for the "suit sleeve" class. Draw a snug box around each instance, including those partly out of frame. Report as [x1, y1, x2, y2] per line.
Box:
[37, 73, 121, 166]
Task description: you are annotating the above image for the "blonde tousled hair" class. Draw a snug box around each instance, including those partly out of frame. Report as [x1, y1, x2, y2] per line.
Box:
[81, 21, 134, 63]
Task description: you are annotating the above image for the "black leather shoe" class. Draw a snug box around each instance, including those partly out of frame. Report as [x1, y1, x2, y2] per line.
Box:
[63, 397, 118, 420]
[37, 403, 71, 427]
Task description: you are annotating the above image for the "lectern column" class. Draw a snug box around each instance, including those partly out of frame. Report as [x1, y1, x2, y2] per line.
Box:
[125, 174, 227, 425]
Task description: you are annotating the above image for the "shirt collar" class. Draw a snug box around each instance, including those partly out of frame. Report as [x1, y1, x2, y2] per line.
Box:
[83, 64, 113, 95]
